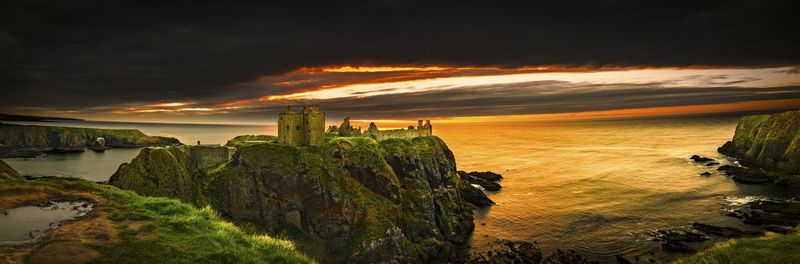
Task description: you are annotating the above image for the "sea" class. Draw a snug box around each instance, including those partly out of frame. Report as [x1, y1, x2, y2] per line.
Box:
[3, 115, 798, 262]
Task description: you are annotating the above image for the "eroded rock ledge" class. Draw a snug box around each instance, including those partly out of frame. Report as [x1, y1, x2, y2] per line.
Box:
[110, 136, 494, 263]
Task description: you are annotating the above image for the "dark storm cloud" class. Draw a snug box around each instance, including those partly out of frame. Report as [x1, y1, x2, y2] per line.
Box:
[1, 0, 799, 113]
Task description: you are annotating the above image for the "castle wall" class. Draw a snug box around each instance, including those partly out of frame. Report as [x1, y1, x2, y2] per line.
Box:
[375, 127, 421, 141]
[304, 111, 326, 146]
[369, 120, 433, 141]
[181, 145, 233, 170]
[278, 112, 303, 146]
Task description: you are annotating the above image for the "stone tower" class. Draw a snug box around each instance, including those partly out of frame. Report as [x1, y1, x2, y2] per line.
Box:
[278, 105, 326, 146]
[302, 105, 326, 146]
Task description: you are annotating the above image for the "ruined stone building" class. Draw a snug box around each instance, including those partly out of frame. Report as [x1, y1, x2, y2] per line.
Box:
[366, 120, 432, 141]
[278, 105, 326, 146]
[327, 117, 363, 137]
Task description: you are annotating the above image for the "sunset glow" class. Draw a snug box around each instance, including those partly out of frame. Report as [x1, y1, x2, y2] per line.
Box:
[258, 66, 800, 101]
[322, 66, 454, 72]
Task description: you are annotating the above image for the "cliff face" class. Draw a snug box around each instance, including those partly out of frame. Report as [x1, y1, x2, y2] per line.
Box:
[718, 110, 800, 183]
[0, 159, 24, 182]
[0, 123, 179, 157]
[110, 136, 484, 263]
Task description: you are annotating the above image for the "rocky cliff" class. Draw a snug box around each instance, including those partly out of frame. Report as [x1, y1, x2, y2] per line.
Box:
[0, 159, 24, 182]
[718, 110, 800, 185]
[110, 136, 490, 263]
[0, 123, 180, 158]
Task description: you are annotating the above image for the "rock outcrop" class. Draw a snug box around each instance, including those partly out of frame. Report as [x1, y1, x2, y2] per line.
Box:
[0, 159, 24, 182]
[110, 136, 487, 263]
[0, 123, 180, 158]
[458, 171, 503, 192]
[717, 110, 800, 186]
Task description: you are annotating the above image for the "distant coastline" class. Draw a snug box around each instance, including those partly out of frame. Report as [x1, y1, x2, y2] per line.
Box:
[0, 113, 84, 123]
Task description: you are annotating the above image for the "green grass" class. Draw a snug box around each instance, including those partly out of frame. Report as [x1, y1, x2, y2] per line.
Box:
[674, 229, 800, 264]
[27, 178, 314, 264]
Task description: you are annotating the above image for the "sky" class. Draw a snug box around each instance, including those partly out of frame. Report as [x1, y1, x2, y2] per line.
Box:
[1, 1, 799, 124]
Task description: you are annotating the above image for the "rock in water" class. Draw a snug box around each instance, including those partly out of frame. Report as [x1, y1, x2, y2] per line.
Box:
[110, 136, 478, 263]
[88, 137, 110, 152]
[690, 155, 716, 163]
[691, 222, 764, 238]
[460, 171, 504, 182]
[458, 181, 495, 206]
[467, 240, 543, 264]
[699, 172, 712, 176]
[458, 171, 503, 191]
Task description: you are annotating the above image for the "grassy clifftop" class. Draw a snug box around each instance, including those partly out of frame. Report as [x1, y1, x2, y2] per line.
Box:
[718, 110, 800, 178]
[0, 177, 312, 264]
[110, 135, 482, 263]
[0, 123, 180, 157]
[675, 228, 800, 264]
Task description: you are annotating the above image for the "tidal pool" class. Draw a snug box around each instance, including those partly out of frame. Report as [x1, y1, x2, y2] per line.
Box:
[0, 200, 93, 245]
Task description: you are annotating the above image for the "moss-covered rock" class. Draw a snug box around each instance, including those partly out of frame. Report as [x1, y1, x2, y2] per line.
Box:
[111, 136, 481, 263]
[225, 135, 277, 148]
[718, 110, 800, 185]
[0, 123, 180, 158]
[0, 159, 24, 182]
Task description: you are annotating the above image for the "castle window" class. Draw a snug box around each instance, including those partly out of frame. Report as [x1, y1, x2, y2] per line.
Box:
[296, 125, 299, 131]
[286, 125, 289, 129]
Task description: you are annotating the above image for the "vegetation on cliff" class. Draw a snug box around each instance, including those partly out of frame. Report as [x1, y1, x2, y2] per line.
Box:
[224, 135, 277, 148]
[0, 177, 312, 264]
[674, 228, 800, 264]
[110, 135, 487, 263]
[718, 110, 800, 173]
[0, 123, 180, 158]
[0, 159, 24, 182]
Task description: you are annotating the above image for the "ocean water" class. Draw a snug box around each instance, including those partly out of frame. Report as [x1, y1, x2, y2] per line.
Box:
[3, 116, 798, 262]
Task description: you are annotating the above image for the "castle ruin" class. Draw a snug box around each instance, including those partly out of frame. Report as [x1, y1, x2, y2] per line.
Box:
[278, 105, 432, 146]
[328, 117, 432, 141]
[277, 105, 326, 146]
[366, 120, 432, 141]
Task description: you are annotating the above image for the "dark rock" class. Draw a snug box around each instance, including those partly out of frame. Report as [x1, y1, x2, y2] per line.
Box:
[459, 171, 504, 182]
[723, 197, 800, 233]
[87, 137, 110, 152]
[460, 181, 495, 206]
[690, 155, 715, 163]
[691, 222, 764, 238]
[651, 229, 708, 243]
[458, 171, 502, 191]
[718, 165, 774, 184]
[615, 254, 632, 264]
[717, 165, 738, 173]
[731, 171, 772, 184]
[543, 249, 598, 264]
[740, 200, 800, 227]
[705, 161, 720, 166]
[699, 172, 712, 176]
[660, 240, 695, 253]
[763, 225, 796, 234]
[468, 240, 543, 264]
